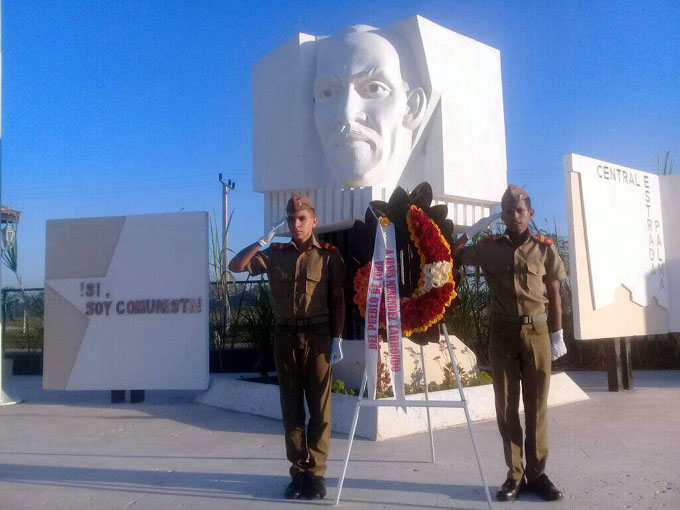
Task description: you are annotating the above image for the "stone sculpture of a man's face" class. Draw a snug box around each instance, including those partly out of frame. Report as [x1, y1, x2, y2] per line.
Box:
[314, 26, 426, 188]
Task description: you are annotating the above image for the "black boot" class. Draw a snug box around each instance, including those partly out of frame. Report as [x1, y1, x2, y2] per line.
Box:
[304, 473, 327, 500]
[496, 477, 526, 501]
[525, 474, 563, 501]
[284, 472, 305, 499]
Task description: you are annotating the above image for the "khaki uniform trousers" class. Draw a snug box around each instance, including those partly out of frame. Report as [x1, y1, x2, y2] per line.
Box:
[489, 319, 551, 483]
[274, 323, 332, 477]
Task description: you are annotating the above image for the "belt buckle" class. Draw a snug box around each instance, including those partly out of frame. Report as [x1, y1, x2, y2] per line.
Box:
[520, 316, 531, 324]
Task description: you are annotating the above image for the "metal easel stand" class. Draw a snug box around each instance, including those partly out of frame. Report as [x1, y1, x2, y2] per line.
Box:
[335, 323, 494, 509]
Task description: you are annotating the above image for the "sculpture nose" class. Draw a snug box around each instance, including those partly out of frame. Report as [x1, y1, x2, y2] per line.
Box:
[337, 85, 366, 128]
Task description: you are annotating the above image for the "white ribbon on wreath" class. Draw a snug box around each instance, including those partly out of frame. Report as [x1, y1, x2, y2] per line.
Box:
[364, 220, 405, 402]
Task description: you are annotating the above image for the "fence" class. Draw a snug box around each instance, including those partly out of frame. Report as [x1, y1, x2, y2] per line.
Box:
[2, 268, 679, 375]
[2, 288, 44, 354]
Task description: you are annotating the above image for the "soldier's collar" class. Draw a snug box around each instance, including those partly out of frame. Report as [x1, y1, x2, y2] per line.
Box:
[502, 228, 532, 247]
[286, 235, 320, 252]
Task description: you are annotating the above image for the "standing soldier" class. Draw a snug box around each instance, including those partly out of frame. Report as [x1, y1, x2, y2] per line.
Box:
[229, 193, 345, 500]
[453, 185, 567, 502]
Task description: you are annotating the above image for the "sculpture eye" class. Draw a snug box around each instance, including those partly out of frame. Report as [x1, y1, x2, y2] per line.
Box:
[360, 80, 390, 98]
[314, 81, 341, 101]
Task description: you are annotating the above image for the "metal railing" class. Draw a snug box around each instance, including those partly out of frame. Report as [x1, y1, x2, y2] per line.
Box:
[2, 288, 44, 356]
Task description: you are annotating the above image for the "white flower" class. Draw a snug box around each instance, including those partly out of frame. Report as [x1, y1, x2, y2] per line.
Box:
[422, 261, 452, 292]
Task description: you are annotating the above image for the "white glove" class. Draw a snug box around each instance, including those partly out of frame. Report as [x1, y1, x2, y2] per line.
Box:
[464, 212, 502, 239]
[550, 329, 567, 361]
[330, 337, 344, 365]
[257, 217, 287, 247]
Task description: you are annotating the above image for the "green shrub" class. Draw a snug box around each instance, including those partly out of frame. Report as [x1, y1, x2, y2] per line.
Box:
[332, 379, 356, 396]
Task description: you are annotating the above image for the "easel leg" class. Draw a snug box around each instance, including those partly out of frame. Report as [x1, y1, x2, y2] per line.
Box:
[420, 344, 436, 463]
[335, 371, 367, 505]
[441, 324, 494, 510]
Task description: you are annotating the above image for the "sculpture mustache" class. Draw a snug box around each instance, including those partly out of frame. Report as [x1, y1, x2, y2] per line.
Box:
[327, 125, 379, 150]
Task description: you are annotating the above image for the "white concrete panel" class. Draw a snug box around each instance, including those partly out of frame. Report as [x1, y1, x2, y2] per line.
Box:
[565, 155, 672, 339]
[414, 16, 507, 203]
[569, 154, 668, 310]
[660, 175, 680, 332]
[45, 212, 209, 390]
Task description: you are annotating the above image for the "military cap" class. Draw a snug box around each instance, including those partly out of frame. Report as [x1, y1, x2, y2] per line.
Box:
[286, 193, 315, 214]
[501, 184, 531, 208]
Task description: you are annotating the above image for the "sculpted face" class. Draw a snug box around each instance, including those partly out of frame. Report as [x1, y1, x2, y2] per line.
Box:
[314, 28, 426, 187]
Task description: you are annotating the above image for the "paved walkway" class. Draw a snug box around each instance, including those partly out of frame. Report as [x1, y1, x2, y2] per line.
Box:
[0, 371, 678, 509]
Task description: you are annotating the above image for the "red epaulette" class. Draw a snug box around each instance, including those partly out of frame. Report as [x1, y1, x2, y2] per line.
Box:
[482, 235, 499, 242]
[533, 234, 554, 246]
[319, 241, 338, 252]
[271, 242, 288, 250]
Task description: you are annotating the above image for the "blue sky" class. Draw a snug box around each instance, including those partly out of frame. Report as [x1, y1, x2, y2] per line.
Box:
[3, 0, 679, 288]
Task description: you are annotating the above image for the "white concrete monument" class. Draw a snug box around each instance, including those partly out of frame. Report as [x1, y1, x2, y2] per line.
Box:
[253, 15, 507, 230]
[565, 154, 680, 339]
[43, 212, 210, 390]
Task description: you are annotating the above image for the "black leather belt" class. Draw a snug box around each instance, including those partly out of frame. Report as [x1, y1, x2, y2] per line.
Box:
[491, 312, 547, 324]
[276, 315, 329, 327]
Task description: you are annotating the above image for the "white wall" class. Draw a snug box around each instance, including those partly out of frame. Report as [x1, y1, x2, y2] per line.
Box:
[660, 174, 680, 332]
[44, 212, 210, 390]
[565, 154, 677, 339]
[253, 15, 507, 230]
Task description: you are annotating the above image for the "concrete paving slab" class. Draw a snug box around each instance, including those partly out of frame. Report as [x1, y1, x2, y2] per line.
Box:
[0, 371, 678, 510]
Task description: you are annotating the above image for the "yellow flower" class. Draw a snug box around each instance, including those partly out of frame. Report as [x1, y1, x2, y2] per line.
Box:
[379, 217, 390, 227]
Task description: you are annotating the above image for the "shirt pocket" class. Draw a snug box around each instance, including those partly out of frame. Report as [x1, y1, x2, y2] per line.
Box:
[270, 266, 293, 300]
[483, 262, 512, 287]
[526, 261, 545, 291]
[305, 266, 328, 299]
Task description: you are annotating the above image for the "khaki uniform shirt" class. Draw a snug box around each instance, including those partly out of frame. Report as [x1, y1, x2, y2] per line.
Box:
[246, 237, 346, 320]
[459, 231, 566, 318]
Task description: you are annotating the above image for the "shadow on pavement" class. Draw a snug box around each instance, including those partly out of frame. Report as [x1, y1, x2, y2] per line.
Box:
[0, 463, 487, 508]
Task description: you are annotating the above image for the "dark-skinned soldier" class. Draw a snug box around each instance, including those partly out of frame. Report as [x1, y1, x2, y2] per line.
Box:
[229, 193, 345, 500]
[453, 185, 567, 502]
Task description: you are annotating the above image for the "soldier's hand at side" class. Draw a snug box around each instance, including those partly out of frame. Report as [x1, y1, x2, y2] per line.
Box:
[330, 337, 343, 364]
[550, 329, 567, 361]
[464, 212, 502, 240]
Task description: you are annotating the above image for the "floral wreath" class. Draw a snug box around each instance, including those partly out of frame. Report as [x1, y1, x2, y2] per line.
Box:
[353, 205, 457, 337]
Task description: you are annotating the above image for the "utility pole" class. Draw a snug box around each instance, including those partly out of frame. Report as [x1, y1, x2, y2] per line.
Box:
[218, 175, 235, 347]
[218, 174, 235, 274]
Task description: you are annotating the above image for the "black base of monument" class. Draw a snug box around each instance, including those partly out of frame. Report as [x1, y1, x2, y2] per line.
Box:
[606, 338, 634, 391]
[110, 390, 146, 403]
[317, 220, 437, 345]
[110, 390, 125, 403]
[318, 222, 365, 340]
[130, 390, 145, 403]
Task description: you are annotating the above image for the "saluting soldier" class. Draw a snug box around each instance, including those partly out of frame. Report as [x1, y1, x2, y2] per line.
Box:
[453, 184, 567, 502]
[229, 193, 345, 500]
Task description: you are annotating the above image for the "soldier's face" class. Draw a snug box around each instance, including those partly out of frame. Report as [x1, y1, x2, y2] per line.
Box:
[314, 31, 419, 187]
[287, 209, 317, 243]
[502, 199, 534, 235]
